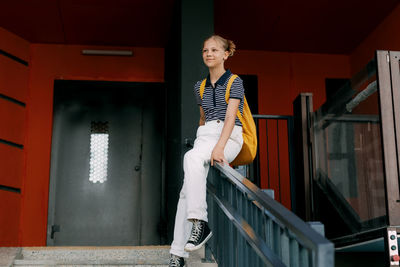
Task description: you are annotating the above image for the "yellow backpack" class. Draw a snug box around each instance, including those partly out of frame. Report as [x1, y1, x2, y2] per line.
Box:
[199, 74, 257, 166]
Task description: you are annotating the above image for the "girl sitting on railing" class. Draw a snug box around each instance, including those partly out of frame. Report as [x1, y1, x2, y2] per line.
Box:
[169, 35, 245, 267]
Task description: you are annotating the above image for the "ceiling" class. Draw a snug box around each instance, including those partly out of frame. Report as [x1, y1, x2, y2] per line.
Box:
[0, 0, 398, 54]
[215, 0, 400, 54]
[0, 0, 175, 47]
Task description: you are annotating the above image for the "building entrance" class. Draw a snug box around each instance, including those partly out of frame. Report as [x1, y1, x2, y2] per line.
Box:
[47, 80, 165, 246]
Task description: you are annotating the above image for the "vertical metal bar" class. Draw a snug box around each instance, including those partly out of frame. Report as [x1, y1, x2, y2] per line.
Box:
[255, 205, 261, 238]
[250, 202, 255, 232]
[281, 230, 290, 265]
[233, 225, 238, 267]
[255, 204, 259, 236]
[266, 119, 270, 188]
[309, 250, 314, 267]
[223, 194, 228, 266]
[253, 117, 261, 186]
[299, 246, 309, 267]
[206, 191, 215, 262]
[238, 230, 244, 267]
[245, 198, 250, 228]
[218, 203, 223, 265]
[272, 222, 278, 254]
[290, 238, 299, 267]
[257, 206, 262, 238]
[306, 95, 316, 221]
[379, 51, 400, 225]
[257, 247, 262, 267]
[249, 242, 255, 267]
[248, 199, 254, 229]
[264, 213, 272, 249]
[224, 216, 229, 267]
[228, 184, 234, 267]
[287, 117, 297, 214]
[389, 52, 400, 201]
[213, 187, 218, 258]
[244, 236, 249, 267]
[277, 119, 281, 202]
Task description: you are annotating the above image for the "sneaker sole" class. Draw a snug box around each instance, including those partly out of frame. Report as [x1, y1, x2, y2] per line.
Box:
[184, 231, 213, 252]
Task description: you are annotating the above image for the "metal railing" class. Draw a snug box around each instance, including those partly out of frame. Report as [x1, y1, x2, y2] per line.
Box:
[251, 115, 295, 208]
[206, 163, 334, 267]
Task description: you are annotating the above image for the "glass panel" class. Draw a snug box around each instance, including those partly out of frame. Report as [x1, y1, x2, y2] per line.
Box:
[313, 58, 387, 237]
[89, 122, 109, 184]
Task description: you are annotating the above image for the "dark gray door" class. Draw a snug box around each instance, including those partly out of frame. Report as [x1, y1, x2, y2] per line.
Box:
[47, 81, 164, 246]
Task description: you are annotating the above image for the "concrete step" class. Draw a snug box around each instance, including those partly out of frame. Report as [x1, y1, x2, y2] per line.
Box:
[9, 246, 218, 267]
[0, 248, 19, 267]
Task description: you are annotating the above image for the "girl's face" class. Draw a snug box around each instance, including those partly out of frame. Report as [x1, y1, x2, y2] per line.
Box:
[202, 38, 229, 69]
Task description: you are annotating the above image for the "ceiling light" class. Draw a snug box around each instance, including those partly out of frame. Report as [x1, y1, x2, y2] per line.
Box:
[82, 49, 133, 56]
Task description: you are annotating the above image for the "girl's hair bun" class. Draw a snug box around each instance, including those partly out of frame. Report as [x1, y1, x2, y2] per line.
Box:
[204, 35, 236, 57]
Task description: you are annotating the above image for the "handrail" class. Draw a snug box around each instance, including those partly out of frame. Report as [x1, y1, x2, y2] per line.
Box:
[206, 162, 334, 267]
[253, 114, 293, 120]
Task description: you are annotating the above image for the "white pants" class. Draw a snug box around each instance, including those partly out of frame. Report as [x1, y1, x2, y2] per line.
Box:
[170, 120, 243, 258]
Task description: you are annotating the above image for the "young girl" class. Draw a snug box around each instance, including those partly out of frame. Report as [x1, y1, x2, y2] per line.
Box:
[169, 35, 245, 267]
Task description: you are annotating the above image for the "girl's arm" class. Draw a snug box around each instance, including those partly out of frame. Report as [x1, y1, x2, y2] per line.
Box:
[210, 98, 240, 166]
[199, 106, 206, 126]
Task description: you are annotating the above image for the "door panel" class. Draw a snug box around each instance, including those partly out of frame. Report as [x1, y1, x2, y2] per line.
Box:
[47, 81, 163, 246]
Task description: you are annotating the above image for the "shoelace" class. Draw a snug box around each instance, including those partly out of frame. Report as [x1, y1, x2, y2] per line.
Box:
[188, 220, 203, 242]
[169, 255, 182, 267]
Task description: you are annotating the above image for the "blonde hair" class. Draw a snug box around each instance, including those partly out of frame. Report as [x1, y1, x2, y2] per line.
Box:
[204, 35, 236, 57]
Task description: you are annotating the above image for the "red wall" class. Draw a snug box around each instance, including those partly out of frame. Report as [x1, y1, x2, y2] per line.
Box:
[227, 51, 351, 208]
[0, 27, 30, 246]
[3, 2, 399, 243]
[345, 3, 400, 219]
[20, 44, 164, 245]
[350, 3, 400, 73]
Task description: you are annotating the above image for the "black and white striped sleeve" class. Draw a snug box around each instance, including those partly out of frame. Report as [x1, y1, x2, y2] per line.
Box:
[229, 77, 244, 101]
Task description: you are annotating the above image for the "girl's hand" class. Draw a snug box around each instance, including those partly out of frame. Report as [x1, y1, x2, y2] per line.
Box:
[211, 145, 227, 166]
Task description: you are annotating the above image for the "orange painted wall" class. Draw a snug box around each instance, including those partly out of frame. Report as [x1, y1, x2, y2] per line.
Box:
[0, 27, 30, 246]
[20, 44, 164, 245]
[227, 51, 351, 208]
[350, 3, 400, 73]
[1, 21, 378, 244]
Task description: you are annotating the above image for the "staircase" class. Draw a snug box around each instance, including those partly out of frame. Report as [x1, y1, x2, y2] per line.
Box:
[0, 246, 217, 267]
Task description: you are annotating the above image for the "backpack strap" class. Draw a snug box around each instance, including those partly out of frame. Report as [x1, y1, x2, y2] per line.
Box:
[225, 74, 239, 102]
[225, 74, 244, 121]
[199, 79, 207, 99]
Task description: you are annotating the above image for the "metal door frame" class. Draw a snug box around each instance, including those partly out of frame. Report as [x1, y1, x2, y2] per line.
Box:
[46, 80, 167, 246]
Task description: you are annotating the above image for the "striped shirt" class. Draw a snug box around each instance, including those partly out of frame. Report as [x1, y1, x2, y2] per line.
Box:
[194, 69, 244, 126]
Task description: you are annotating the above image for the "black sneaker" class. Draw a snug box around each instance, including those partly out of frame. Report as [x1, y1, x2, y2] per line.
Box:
[169, 254, 185, 267]
[184, 219, 212, 252]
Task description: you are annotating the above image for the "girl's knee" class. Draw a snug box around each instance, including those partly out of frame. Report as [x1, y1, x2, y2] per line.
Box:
[184, 150, 202, 164]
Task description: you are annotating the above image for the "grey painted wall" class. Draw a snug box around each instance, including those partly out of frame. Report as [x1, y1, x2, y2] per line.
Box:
[180, 0, 213, 141]
[165, 0, 214, 242]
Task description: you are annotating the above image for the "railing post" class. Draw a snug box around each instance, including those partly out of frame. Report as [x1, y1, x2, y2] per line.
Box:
[293, 93, 314, 222]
